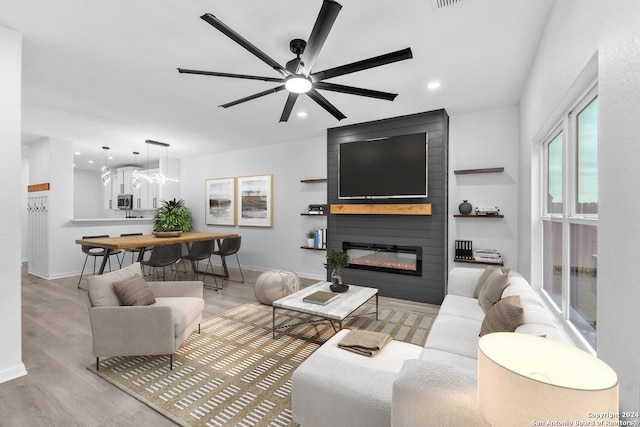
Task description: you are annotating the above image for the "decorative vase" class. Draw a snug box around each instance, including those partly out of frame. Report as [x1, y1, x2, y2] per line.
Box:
[458, 200, 472, 215]
[307, 238, 315, 248]
[331, 267, 342, 286]
[330, 268, 349, 293]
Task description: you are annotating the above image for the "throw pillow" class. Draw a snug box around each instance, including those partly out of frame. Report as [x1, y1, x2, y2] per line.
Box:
[480, 295, 525, 336]
[112, 274, 156, 306]
[474, 266, 510, 298]
[474, 267, 498, 298]
[478, 269, 510, 312]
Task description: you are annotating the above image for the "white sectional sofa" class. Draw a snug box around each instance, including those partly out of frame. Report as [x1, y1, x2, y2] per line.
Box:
[291, 267, 566, 427]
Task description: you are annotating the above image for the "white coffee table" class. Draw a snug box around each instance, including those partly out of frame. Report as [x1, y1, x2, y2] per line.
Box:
[272, 281, 378, 338]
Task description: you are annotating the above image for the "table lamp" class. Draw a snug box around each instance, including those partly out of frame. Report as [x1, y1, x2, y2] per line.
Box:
[478, 332, 618, 427]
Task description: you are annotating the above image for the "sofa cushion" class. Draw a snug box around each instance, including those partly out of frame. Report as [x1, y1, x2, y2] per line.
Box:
[474, 266, 509, 298]
[424, 314, 481, 359]
[438, 294, 486, 322]
[478, 269, 510, 312]
[153, 297, 205, 338]
[419, 348, 477, 372]
[88, 263, 142, 307]
[292, 329, 424, 427]
[480, 295, 524, 336]
[113, 274, 156, 306]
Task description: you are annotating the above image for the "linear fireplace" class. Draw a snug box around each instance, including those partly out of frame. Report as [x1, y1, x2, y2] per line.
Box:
[342, 242, 422, 276]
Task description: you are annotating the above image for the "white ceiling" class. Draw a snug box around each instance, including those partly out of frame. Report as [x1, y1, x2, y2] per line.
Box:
[0, 0, 554, 170]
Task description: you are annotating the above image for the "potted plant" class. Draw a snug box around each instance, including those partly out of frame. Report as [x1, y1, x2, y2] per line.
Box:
[306, 230, 316, 248]
[153, 198, 192, 236]
[324, 249, 350, 292]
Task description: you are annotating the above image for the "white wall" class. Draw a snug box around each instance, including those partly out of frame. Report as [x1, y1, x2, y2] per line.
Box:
[21, 150, 29, 262]
[181, 136, 327, 280]
[73, 169, 105, 219]
[0, 25, 27, 383]
[519, 0, 640, 412]
[449, 107, 519, 271]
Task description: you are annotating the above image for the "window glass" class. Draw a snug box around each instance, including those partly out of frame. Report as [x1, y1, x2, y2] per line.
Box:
[576, 98, 598, 214]
[569, 223, 597, 346]
[543, 221, 563, 308]
[547, 132, 563, 214]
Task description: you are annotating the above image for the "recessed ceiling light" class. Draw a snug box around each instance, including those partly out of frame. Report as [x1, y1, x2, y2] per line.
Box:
[88, 160, 94, 164]
[427, 81, 441, 90]
[108, 156, 113, 160]
[297, 111, 308, 118]
[74, 151, 81, 156]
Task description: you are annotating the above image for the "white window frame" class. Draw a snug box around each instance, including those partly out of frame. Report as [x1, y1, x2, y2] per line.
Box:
[540, 82, 598, 349]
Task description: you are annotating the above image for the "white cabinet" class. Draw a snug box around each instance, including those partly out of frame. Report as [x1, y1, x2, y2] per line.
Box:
[117, 167, 136, 195]
[109, 160, 180, 210]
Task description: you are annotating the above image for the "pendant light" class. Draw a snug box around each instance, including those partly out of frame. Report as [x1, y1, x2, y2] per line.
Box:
[101, 146, 111, 185]
[145, 140, 180, 184]
[131, 151, 141, 189]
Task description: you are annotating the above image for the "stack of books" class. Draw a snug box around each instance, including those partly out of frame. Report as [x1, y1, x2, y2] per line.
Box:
[473, 248, 503, 264]
[455, 240, 473, 260]
[314, 228, 327, 249]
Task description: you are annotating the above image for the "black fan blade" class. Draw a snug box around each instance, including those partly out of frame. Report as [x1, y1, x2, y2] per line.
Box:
[279, 92, 300, 122]
[200, 13, 288, 77]
[220, 85, 286, 108]
[300, 0, 342, 76]
[311, 47, 413, 81]
[306, 88, 346, 120]
[314, 82, 398, 101]
[177, 68, 284, 83]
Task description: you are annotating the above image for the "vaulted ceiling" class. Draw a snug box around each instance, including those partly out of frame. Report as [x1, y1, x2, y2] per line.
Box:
[0, 0, 554, 169]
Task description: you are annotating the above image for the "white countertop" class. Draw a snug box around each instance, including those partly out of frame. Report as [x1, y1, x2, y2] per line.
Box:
[71, 217, 153, 223]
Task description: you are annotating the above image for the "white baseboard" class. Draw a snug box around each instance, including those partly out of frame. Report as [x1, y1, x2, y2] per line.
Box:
[0, 363, 27, 384]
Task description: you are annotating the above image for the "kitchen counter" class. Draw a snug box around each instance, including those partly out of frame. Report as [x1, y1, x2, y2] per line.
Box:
[71, 217, 154, 223]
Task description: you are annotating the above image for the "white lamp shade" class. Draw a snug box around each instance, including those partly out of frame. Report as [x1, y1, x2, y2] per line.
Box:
[478, 333, 618, 427]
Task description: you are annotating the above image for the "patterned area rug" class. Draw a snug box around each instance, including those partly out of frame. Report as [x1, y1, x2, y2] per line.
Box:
[88, 301, 436, 426]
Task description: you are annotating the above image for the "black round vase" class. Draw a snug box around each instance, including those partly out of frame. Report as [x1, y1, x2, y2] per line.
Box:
[458, 200, 472, 215]
[330, 284, 349, 293]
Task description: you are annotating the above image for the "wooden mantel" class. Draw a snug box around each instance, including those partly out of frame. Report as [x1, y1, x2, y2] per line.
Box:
[330, 203, 432, 215]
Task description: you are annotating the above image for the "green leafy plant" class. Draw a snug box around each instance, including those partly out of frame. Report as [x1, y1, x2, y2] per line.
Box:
[153, 198, 192, 232]
[306, 230, 316, 239]
[324, 249, 349, 270]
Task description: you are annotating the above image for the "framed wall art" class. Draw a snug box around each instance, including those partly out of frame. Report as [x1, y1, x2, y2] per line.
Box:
[237, 174, 273, 227]
[205, 177, 236, 226]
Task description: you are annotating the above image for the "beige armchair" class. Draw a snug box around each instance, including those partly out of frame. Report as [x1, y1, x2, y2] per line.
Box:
[86, 262, 204, 370]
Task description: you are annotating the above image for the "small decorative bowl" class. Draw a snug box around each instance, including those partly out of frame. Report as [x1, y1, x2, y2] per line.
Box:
[153, 231, 182, 238]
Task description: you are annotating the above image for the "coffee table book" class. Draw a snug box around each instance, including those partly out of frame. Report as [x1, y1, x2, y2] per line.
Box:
[303, 291, 340, 305]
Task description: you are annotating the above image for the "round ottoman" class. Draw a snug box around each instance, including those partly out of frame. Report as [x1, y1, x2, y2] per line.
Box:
[254, 270, 301, 305]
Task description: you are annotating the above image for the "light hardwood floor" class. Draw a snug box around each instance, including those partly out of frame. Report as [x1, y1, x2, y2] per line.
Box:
[0, 263, 438, 426]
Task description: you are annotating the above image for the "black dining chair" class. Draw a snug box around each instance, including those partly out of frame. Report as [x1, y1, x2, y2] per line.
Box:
[140, 243, 183, 281]
[120, 232, 149, 264]
[180, 239, 218, 290]
[77, 235, 123, 288]
[212, 236, 244, 288]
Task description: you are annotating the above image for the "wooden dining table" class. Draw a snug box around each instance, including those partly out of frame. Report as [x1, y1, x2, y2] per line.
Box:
[75, 231, 239, 276]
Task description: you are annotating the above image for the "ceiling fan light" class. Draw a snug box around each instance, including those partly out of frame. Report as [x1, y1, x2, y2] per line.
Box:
[285, 76, 312, 93]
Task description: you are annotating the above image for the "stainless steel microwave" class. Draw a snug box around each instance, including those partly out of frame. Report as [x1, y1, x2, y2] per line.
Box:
[117, 194, 133, 210]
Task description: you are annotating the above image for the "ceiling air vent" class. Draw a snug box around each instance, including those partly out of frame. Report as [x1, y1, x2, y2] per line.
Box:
[432, 0, 466, 10]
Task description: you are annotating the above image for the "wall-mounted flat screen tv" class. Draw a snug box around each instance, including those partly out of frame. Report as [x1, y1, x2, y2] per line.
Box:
[339, 133, 428, 199]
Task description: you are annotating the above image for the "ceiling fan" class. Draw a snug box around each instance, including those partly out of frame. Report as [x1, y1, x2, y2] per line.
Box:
[177, 0, 413, 122]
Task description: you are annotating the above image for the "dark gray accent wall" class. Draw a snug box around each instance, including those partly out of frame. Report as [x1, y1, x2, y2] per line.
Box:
[327, 110, 449, 305]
